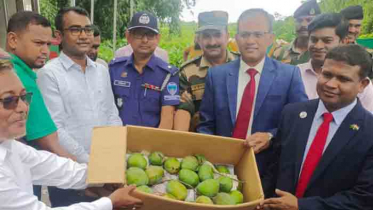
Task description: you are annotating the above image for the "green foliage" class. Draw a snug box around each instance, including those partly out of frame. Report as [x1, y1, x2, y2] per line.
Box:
[273, 17, 296, 42]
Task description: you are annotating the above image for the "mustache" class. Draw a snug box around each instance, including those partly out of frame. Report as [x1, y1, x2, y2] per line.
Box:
[205, 45, 221, 49]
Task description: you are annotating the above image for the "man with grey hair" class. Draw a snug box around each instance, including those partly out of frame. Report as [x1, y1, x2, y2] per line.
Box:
[197, 8, 308, 176]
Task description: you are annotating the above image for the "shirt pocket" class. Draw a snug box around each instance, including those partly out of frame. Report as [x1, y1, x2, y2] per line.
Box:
[142, 89, 161, 114]
[114, 86, 130, 110]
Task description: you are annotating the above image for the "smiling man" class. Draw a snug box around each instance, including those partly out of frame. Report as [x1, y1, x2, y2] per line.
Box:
[37, 7, 122, 207]
[174, 11, 239, 132]
[272, 0, 320, 65]
[259, 44, 373, 210]
[298, 13, 373, 113]
[340, 5, 364, 45]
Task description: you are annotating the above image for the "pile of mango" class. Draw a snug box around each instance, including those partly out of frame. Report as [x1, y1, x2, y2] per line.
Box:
[126, 152, 244, 205]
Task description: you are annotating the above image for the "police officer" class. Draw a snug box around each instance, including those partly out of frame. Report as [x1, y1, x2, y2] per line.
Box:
[173, 11, 239, 132]
[109, 11, 179, 129]
[272, 0, 321, 65]
[341, 5, 364, 45]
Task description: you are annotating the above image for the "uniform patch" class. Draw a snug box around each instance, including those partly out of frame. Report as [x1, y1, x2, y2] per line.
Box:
[167, 82, 178, 96]
[114, 80, 131, 87]
[117, 98, 123, 108]
[121, 72, 128, 78]
[139, 14, 150, 24]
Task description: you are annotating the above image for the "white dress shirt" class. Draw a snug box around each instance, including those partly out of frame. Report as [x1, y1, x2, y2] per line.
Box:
[37, 52, 122, 163]
[300, 99, 357, 172]
[236, 57, 265, 138]
[0, 139, 112, 210]
[298, 61, 373, 113]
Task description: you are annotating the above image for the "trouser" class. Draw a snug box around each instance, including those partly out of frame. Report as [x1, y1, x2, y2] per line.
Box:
[33, 185, 42, 200]
[48, 187, 97, 207]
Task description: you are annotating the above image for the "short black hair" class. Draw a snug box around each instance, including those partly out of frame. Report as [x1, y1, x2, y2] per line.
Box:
[325, 45, 373, 79]
[237, 9, 274, 33]
[7, 11, 51, 33]
[308, 13, 349, 41]
[55, 6, 90, 32]
[92, 25, 101, 37]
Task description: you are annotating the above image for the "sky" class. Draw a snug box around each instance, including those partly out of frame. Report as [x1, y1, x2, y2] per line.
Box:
[181, 0, 304, 22]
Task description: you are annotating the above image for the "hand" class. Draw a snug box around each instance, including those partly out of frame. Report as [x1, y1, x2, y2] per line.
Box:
[243, 132, 272, 154]
[257, 189, 298, 210]
[85, 186, 112, 198]
[180, 91, 193, 103]
[109, 185, 143, 209]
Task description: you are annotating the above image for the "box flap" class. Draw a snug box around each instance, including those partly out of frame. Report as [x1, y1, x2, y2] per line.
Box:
[87, 126, 127, 184]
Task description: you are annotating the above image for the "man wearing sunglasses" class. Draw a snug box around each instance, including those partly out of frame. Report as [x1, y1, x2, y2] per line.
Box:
[5, 11, 76, 200]
[0, 60, 143, 210]
[37, 7, 122, 207]
[109, 12, 179, 129]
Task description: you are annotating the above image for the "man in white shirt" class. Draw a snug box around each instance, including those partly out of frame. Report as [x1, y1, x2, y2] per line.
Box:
[37, 7, 122, 207]
[0, 59, 142, 210]
[298, 13, 373, 113]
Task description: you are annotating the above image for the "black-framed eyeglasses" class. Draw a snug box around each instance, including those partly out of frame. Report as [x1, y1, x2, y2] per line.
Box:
[238, 31, 271, 39]
[130, 30, 157, 40]
[0, 92, 33, 110]
[64, 26, 94, 36]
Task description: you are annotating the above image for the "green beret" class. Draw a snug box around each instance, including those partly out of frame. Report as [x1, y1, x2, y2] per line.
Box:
[341, 5, 364, 20]
[196, 11, 228, 33]
[294, 0, 321, 18]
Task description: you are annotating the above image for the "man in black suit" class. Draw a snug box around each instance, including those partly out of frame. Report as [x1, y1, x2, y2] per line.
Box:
[258, 44, 373, 210]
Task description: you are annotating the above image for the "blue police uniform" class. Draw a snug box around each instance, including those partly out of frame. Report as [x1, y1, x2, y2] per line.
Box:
[109, 54, 180, 127]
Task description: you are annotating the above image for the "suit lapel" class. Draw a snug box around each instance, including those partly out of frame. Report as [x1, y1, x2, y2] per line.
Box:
[227, 59, 240, 125]
[306, 101, 364, 189]
[294, 99, 319, 188]
[254, 57, 276, 119]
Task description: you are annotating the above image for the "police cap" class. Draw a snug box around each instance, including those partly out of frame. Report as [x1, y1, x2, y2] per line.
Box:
[196, 11, 228, 33]
[341, 5, 364, 20]
[128, 11, 159, 34]
[294, 0, 321, 18]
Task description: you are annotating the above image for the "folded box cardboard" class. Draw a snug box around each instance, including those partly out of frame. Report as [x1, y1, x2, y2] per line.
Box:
[88, 126, 264, 210]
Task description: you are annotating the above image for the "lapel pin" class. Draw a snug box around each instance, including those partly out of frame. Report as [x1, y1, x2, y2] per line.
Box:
[300, 111, 307, 119]
[350, 124, 359, 131]
[121, 72, 128, 78]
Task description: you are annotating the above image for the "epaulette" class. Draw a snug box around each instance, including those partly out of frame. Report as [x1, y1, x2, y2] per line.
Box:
[180, 55, 203, 69]
[108, 56, 129, 66]
[157, 59, 180, 76]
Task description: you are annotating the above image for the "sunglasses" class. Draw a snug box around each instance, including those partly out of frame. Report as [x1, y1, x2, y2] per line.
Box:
[0, 92, 33, 110]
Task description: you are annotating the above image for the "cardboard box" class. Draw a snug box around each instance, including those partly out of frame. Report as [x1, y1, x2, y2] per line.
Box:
[88, 126, 264, 210]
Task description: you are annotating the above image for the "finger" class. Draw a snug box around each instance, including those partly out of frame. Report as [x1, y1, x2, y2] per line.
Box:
[263, 204, 282, 210]
[129, 196, 143, 205]
[275, 189, 288, 197]
[262, 198, 281, 205]
[127, 185, 137, 193]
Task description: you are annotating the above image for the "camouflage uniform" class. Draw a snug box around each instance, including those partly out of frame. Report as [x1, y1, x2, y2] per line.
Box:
[271, 39, 310, 65]
[178, 51, 239, 131]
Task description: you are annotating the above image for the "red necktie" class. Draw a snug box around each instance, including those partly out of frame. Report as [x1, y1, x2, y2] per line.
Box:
[295, 113, 334, 198]
[232, 68, 258, 139]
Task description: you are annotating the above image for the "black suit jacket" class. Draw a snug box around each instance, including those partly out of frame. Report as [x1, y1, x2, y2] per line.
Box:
[264, 99, 373, 210]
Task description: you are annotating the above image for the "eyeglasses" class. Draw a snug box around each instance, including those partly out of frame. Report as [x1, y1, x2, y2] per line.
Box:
[238, 31, 270, 39]
[0, 92, 33, 110]
[130, 31, 157, 40]
[64, 26, 94, 36]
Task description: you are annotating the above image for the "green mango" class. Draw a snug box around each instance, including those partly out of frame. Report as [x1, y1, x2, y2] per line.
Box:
[127, 153, 147, 169]
[146, 166, 164, 185]
[230, 190, 244, 204]
[148, 151, 164, 166]
[213, 192, 236, 205]
[181, 156, 199, 171]
[178, 169, 199, 188]
[218, 176, 233, 193]
[166, 180, 188, 201]
[195, 195, 213, 204]
[126, 167, 149, 186]
[198, 164, 214, 181]
[196, 179, 219, 197]
[195, 154, 207, 165]
[216, 165, 230, 174]
[136, 185, 153, 194]
[162, 193, 177, 200]
[164, 157, 181, 174]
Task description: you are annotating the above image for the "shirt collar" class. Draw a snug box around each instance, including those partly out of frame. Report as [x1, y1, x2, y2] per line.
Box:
[10, 54, 37, 80]
[316, 99, 357, 125]
[0, 140, 13, 162]
[125, 54, 157, 72]
[239, 56, 265, 75]
[59, 51, 96, 71]
[304, 60, 318, 76]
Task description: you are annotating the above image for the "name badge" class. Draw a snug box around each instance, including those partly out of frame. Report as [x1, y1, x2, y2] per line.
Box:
[114, 80, 131, 88]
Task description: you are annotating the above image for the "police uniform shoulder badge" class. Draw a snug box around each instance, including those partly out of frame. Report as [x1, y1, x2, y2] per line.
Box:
[164, 82, 180, 101]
